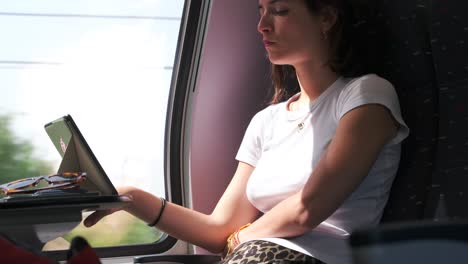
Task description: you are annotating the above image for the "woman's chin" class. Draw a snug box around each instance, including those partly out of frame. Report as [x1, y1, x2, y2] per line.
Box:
[267, 56, 289, 65]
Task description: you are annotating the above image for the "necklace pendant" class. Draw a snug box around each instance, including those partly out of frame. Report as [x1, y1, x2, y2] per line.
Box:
[298, 122, 304, 130]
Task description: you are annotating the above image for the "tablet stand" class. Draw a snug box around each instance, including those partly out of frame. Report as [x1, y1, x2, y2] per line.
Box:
[0, 205, 83, 251]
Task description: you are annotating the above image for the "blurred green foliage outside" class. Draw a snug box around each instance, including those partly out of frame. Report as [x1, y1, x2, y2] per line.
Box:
[0, 115, 52, 186]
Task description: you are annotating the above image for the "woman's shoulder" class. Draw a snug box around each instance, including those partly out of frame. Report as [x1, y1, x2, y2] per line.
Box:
[244, 103, 285, 135]
[252, 101, 287, 121]
[344, 73, 395, 91]
[337, 73, 397, 100]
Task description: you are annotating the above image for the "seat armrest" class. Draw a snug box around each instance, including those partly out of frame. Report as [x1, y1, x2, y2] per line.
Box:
[349, 220, 468, 264]
[134, 254, 221, 264]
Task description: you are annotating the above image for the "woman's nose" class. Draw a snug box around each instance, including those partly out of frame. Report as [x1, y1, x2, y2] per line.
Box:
[257, 14, 272, 34]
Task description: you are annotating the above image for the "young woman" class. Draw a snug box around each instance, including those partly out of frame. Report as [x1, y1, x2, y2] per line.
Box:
[85, 0, 409, 263]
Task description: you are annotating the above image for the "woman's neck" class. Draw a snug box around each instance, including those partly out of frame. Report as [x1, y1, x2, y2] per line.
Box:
[294, 62, 339, 105]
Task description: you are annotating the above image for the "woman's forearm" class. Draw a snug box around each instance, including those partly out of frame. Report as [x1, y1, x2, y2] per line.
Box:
[238, 191, 311, 242]
[120, 162, 259, 253]
[123, 187, 230, 253]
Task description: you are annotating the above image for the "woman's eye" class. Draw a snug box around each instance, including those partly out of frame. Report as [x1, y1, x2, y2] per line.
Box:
[272, 9, 289, 15]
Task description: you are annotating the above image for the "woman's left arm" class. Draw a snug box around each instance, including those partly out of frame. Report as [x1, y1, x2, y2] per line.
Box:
[238, 104, 399, 242]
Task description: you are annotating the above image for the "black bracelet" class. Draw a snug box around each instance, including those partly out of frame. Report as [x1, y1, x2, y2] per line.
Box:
[148, 197, 166, 227]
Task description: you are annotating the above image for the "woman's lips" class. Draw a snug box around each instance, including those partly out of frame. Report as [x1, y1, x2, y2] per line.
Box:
[263, 40, 275, 47]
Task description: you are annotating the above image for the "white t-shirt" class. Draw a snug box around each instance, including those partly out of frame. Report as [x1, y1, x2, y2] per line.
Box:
[235, 74, 409, 264]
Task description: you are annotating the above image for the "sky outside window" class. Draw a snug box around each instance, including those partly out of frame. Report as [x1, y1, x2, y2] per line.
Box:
[0, 0, 184, 249]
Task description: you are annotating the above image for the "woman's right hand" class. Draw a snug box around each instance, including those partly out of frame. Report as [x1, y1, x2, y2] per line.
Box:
[83, 186, 136, 227]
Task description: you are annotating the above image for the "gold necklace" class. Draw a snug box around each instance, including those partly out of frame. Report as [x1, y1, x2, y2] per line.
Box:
[289, 101, 308, 132]
[288, 101, 308, 131]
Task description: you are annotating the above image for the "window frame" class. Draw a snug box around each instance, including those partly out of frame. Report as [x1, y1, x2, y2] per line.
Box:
[42, 0, 212, 260]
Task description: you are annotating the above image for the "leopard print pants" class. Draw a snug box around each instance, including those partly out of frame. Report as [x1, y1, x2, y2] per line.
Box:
[220, 240, 326, 264]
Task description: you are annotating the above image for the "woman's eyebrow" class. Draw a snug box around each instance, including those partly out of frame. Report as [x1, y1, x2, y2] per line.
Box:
[258, 0, 286, 9]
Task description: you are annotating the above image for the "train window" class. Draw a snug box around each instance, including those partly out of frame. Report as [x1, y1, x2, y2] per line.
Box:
[0, 0, 184, 253]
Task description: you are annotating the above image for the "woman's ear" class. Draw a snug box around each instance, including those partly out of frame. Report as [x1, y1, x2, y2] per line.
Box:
[319, 6, 338, 35]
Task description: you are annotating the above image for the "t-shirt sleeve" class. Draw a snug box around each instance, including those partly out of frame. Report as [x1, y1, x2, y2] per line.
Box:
[235, 110, 266, 167]
[337, 74, 410, 145]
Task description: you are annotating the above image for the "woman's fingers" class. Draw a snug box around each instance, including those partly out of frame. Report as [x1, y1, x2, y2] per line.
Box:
[83, 209, 114, 227]
[83, 190, 135, 227]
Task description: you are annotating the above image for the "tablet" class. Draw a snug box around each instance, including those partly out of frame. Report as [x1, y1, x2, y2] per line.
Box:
[44, 115, 118, 196]
[0, 115, 128, 209]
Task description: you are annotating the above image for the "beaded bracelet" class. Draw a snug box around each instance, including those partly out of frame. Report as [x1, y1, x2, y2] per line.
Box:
[148, 197, 166, 227]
